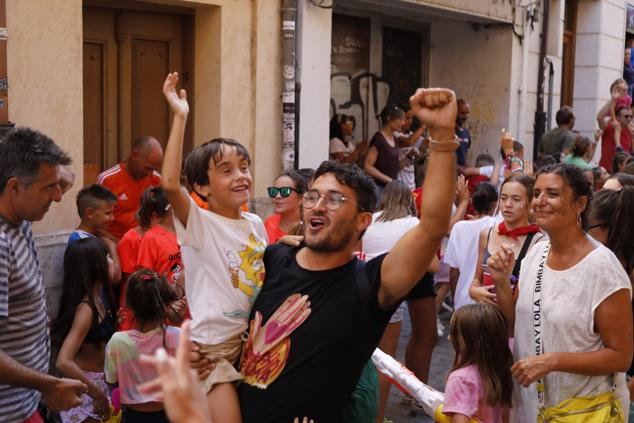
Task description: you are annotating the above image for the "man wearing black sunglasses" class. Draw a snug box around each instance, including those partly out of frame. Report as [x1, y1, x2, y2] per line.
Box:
[238, 88, 459, 423]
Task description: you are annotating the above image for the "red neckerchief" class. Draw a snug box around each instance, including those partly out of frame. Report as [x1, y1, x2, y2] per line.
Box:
[498, 221, 540, 240]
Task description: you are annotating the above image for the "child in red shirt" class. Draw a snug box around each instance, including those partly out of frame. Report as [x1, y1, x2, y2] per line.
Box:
[136, 187, 189, 324]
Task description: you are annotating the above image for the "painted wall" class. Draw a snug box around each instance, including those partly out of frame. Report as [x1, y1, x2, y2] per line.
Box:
[574, 0, 626, 164]
[7, 0, 84, 234]
[7, 0, 282, 229]
[298, 0, 333, 169]
[429, 20, 514, 163]
[6, 0, 282, 316]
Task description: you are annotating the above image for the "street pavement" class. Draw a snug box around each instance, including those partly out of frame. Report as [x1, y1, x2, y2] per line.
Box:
[383, 307, 454, 423]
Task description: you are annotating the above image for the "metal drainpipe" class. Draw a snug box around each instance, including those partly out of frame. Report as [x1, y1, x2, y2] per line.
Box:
[0, 0, 14, 137]
[533, 0, 550, 161]
[546, 57, 554, 132]
[282, 0, 298, 171]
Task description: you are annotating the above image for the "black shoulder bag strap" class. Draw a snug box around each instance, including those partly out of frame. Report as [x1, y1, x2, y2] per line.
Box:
[512, 232, 537, 277]
[355, 259, 372, 326]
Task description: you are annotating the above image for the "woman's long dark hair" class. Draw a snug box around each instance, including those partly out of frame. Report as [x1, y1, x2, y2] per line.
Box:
[329, 114, 356, 140]
[589, 186, 634, 275]
[449, 303, 513, 407]
[51, 237, 115, 345]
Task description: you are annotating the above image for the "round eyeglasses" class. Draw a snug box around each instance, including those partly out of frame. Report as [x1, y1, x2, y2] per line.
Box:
[267, 186, 296, 198]
[302, 190, 362, 211]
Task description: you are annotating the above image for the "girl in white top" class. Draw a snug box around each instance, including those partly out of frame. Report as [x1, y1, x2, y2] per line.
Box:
[362, 180, 439, 423]
[488, 164, 632, 422]
[329, 114, 368, 164]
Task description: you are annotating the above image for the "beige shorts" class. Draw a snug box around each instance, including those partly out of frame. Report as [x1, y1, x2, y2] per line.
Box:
[198, 335, 244, 393]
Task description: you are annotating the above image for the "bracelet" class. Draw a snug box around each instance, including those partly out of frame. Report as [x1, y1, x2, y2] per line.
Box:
[429, 137, 460, 153]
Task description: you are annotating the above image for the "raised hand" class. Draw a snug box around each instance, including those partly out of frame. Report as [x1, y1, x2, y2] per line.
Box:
[409, 88, 457, 136]
[500, 129, 514, 155]
[524, 159, 534, 177]
[163, 72, 189, 117]
[486, 244, 515, 290]
[456, 175, 469, 205]
[470, 284, 497, 304]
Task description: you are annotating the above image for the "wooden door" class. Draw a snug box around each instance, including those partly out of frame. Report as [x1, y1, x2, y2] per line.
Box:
[382, 26, 425, 107]
[83, 6, 193, 184]
[561, 0, 577, 108]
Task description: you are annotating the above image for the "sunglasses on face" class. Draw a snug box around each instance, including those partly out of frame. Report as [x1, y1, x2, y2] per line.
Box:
[267, 186, 296, 198]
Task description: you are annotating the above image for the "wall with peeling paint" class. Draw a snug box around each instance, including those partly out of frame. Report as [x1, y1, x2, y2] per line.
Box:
[429, 20, 514, 162]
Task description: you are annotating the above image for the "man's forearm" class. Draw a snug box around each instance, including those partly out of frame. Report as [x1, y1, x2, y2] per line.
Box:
[0, 348, 55, 392]
[596, 100, 613, 129]
[420, 128, 457, 240]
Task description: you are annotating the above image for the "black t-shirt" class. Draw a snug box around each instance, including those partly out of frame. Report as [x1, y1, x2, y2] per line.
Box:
[237, 244, 396, 423]
[369, 131, 400, 185]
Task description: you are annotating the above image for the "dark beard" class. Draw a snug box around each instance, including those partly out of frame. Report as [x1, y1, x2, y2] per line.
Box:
[303, 219, 356, 253]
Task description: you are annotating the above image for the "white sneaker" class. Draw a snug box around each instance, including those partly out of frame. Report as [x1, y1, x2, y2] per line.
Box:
[437, 317, 445, 337]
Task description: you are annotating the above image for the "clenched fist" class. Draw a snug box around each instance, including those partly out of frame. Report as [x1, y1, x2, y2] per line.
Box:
[409, 88, 457, 140]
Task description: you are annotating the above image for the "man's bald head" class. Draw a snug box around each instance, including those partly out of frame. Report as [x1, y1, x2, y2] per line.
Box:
[133, 136, 162, 156]
[128, 136, 164, 180]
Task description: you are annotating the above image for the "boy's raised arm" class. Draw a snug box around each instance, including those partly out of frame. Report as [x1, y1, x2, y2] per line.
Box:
[161, 72, 191, 227]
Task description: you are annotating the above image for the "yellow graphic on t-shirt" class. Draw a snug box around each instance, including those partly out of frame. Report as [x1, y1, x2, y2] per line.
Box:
[238, 234, 266, 292]
[224, 233, 266, 320]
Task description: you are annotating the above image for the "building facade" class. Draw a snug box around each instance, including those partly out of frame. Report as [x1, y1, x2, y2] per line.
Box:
[3, 0, 628, 315]
[6, 0, 283, 317]
[297, 0, 627, 167]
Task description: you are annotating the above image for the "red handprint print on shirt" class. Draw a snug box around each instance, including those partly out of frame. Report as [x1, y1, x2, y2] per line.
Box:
[240, 293, 311, 389]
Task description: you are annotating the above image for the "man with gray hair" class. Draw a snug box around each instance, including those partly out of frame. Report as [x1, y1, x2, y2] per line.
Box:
[0, 128, 86, 422]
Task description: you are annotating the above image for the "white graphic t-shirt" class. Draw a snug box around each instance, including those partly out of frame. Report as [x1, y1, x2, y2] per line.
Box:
[174, 197, 267, 345]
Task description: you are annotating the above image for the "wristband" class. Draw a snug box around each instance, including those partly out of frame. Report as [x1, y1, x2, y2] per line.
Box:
[429, 137, 460, 153]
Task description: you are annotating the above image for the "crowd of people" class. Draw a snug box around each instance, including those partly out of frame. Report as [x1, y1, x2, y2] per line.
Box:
[0, 69, 633, 423]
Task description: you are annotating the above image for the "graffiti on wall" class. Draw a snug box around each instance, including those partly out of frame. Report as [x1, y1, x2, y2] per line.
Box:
[330, 71, 391, 142]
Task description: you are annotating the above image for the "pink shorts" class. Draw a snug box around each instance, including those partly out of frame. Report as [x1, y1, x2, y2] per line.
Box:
[59, 370, 109, 423]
